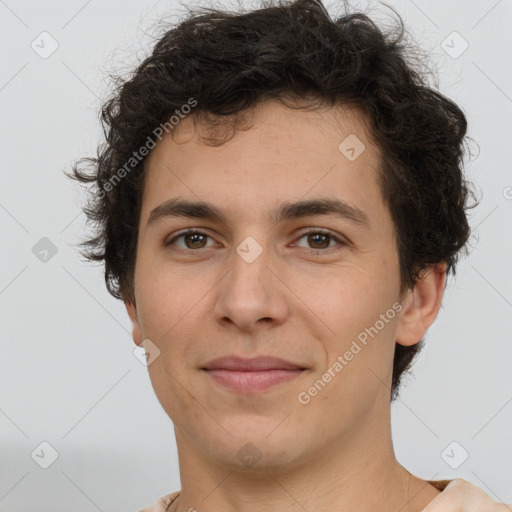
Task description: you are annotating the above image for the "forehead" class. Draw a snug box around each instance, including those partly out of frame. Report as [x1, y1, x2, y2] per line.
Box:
[141, 99, 386, 226]
[150, 98, 376, 157]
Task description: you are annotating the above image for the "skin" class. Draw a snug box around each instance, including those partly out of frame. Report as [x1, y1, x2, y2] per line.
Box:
[125, 98, 451, 511]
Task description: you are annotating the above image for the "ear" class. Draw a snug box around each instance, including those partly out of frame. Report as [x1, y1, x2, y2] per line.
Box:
[395, 262, 447, 347]
[125, 300, 144, 347]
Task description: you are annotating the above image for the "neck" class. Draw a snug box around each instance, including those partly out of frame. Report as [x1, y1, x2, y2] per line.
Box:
[170, 408, 440, 512]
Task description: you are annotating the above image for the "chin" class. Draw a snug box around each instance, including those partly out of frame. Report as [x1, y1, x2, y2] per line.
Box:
[199, 429, 306, 472]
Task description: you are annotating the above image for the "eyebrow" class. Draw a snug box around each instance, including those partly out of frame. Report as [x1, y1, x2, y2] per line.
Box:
[146, 197, 371, 230]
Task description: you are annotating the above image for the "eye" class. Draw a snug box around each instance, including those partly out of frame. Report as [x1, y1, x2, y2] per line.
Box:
[165, 229, 219, 252]
[165, 228, 347, 254]
[293, 229, 347, 252]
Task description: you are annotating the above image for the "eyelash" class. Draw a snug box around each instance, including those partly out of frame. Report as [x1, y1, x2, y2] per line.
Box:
[165, 228, 348, 254]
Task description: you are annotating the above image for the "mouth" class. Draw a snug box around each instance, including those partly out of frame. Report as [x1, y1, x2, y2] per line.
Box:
[200, 356, 307, 393]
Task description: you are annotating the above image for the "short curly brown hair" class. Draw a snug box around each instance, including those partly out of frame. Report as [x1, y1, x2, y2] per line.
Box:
[67, 0, 477, 399]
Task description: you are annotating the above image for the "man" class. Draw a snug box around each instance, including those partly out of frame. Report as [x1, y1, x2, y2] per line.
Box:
[68, 1, 510, 510]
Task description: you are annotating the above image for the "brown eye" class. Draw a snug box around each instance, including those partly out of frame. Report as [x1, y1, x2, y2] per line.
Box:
[166, 230, 215, 251]
[294, 229, 347, 252]
[306, 233, 331, 249]
[182, 232, 208, 249]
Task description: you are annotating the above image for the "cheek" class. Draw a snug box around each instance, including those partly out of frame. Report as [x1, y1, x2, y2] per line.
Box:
[294, 263, 399, 366]
[292, 264, 383, 331]
[135, 262, 200, 336]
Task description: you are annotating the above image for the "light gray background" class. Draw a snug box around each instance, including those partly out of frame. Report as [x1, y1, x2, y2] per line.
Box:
[1, 0, 511, 510]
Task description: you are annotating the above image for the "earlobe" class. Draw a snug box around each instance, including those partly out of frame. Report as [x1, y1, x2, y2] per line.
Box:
[124, 300, 144, 346]
[395, 262, 447, 347]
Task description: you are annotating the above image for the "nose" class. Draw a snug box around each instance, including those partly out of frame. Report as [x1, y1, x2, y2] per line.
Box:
[213, 240, 290, 332]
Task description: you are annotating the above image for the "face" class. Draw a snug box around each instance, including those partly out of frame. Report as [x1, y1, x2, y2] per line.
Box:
[126, 99, 426, 472]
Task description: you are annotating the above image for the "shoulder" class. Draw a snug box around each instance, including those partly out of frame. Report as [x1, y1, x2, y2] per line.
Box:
[428, 480, 453, 491]
[137, 491, 181, 512]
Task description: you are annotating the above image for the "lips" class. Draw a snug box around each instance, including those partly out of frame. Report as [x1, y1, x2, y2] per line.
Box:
[202, 355, 305, 371]
[201, 356, 307, 393]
